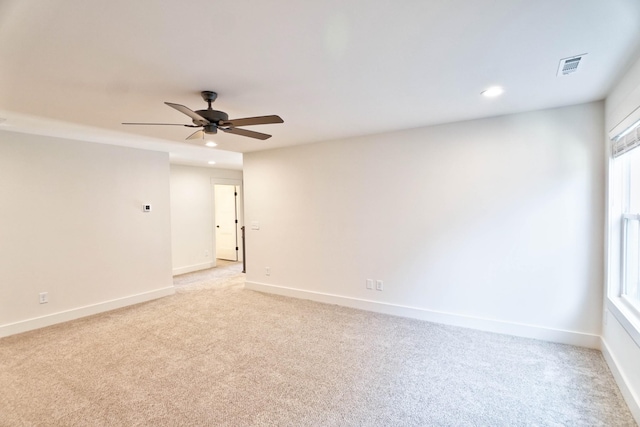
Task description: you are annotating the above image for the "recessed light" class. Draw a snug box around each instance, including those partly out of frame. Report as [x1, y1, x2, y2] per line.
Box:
[481, 86, 504, 98]
[208, 161, 216, 165]
[205, 141, 217, 147]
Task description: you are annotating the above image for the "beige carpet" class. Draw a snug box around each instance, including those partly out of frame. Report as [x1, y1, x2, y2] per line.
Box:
[0, 265, 636, 426]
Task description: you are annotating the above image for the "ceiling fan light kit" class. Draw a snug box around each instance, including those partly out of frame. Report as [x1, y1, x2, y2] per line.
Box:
[123, 91, 283, 143]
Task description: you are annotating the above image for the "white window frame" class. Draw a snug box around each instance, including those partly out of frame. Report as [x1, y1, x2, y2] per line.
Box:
[607, 117, 640, 347]
[620, 213, 640, 313]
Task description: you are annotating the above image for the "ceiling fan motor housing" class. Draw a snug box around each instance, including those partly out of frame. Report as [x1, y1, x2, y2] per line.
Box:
[195, 109, 229, 128]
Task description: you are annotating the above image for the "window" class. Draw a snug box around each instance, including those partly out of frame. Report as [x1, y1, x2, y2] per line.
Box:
[620, 148, 640, 312]
[609, 118, 640, 345]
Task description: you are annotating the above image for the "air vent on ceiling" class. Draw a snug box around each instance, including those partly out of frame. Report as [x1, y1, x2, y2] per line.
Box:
[557, 54, 587, 77]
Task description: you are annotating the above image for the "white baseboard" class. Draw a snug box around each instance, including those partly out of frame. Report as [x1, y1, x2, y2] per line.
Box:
[601, 338, 640, 425]
[245, 281, 601, 349]
[0, 287, 175, 338]
[173, 261, 215, 276]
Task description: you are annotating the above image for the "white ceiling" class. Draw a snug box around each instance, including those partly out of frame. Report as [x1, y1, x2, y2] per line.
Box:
[1, 0, 640, 170]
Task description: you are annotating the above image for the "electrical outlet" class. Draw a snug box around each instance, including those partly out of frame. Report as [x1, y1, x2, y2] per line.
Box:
[366, 279, 373, 290]
[39, 292, 48, 304]
[204, 250, 209, 257]
[265, 267, 271, 276]
[376, 280, 383, 291]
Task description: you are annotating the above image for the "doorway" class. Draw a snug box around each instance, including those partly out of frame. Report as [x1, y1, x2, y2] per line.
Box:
[214, 184, 240, 261]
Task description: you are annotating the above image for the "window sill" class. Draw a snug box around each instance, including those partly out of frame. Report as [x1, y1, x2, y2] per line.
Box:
[607, 296, 640, 348]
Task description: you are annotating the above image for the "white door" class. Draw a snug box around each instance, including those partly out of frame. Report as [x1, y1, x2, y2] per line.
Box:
[215, 184, 238, 261]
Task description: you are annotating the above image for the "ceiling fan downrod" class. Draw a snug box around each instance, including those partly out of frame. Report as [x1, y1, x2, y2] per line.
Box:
[201, 91, 217, 109]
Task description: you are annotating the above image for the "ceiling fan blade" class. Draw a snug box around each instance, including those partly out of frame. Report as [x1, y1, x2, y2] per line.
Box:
[220, 115, 283, 127]
[122, 122, 197, 126]
[221, 127, 271, 140]
[165, 102, 210, 126]
[186, 130, 205, 140]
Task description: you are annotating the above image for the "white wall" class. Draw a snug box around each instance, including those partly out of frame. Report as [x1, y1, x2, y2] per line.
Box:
[170, 164, 243, 275]
[0, 131, 173, 337]
[603, 53, 640, 421]
[244, 102, 604, 348]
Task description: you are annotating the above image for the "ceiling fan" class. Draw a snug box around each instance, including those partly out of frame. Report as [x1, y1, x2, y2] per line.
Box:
[123, 91, 283, 141]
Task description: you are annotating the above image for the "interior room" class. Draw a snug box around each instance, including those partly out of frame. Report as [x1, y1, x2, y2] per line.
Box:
[2, 0, 640, 424]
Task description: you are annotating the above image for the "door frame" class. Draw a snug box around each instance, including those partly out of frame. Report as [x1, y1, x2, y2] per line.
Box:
[211, 177, 244, 262]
